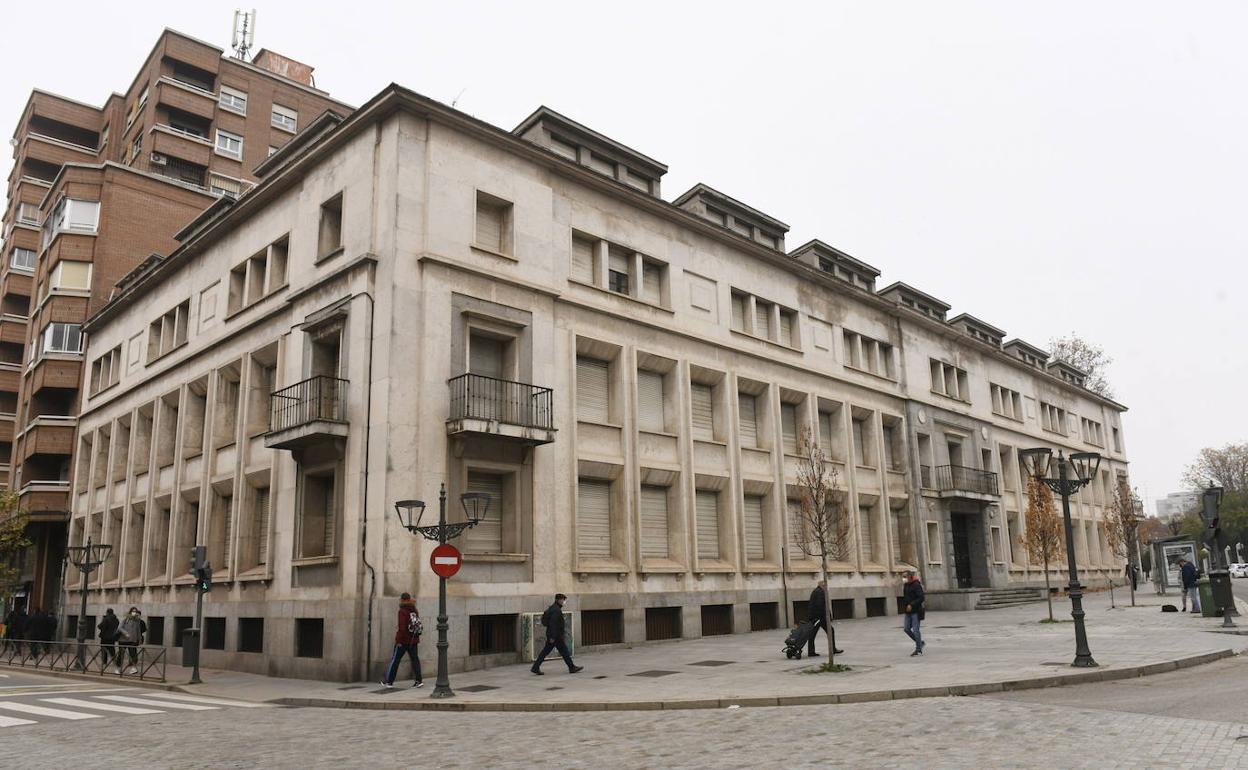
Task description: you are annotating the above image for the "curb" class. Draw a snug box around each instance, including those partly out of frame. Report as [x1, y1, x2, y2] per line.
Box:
[0, 665, 183, 692]
[270, 648, 1237, 713]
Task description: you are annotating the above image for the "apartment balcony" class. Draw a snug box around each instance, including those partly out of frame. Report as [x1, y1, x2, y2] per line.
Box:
[0, 313, 27, 345]
[17, 132, 96, 170]
[264, 375, 349, 450]
[934, 464, 1000, 500]
[17, 480, 71, 521]
[0, 362, 21, 392]
[0, 412, 14, 444]
[150, 125, 213, 167]
[29, 356, 82, 395]
[446, 373, 556, 446]
[19, 415, 77, 461]
[155, 76, 217, 120]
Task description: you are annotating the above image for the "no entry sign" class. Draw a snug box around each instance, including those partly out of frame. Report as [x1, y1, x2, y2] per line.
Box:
[430, 543, 462, 578]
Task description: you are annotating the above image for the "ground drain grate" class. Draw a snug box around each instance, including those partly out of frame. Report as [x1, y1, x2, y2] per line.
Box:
[688, 660, 734, 667]
[628, 670, 680, 678]
[459, 685, 499, 693]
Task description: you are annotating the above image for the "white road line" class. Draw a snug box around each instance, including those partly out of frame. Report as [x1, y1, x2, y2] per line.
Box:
[139, 692, 268, 708]
[0, 687, 132, 698]
[42, 697, 162, 715]
[0, 702, 100, 720]
[97, 695, 218, 711]
[0, 683, 102, 690]
[0, 714, 36, 727]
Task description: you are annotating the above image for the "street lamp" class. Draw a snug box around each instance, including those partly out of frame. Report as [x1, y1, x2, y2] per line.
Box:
[1020, 447, 1101, 668]
[393, 484, 489, 698]
[1200, 482, 1235, 627]
[64, 537, 112, 671]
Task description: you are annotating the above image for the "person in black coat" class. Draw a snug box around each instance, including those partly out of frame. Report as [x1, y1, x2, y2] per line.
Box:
[97, 609, 120, 668]
[902, 570, 926, 656]
[3, 606, 27, 653]
[530, 593, 583, 675]
[807, 580, 844, 657]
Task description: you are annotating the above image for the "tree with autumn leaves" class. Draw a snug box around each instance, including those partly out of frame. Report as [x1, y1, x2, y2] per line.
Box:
[1024, 474, 1063, 621]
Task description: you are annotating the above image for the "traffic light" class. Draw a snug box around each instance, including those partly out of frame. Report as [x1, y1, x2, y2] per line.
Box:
[189, 545, 207, 574]
[193, 565, 213, 593]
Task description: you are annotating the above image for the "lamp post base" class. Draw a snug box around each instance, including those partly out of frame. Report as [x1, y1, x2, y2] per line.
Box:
[430, 685, 456, 699]
[1071, 654, 1099, 668]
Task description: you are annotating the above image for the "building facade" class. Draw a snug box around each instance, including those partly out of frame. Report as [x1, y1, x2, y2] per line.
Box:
[68, 87, 1129, 681]
[0, 28, 347, 615]
[1155, 491, 1199, 520]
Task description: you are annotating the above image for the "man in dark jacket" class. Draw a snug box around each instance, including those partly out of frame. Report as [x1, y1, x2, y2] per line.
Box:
[3, 606, 27, 653]
[902, 570, 926, 656]
[531, 593, 582, 675]
[26, 608, 48, 655]
[380, 593, 422, 688]
[115, 607, 146, 674]
[1178, 556, 1201, 613]
[806, 581, 844, 657]
[98, 609, 119, 669]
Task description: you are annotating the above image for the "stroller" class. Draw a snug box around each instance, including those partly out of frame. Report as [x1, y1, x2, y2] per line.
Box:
[782, 619, 818, 659]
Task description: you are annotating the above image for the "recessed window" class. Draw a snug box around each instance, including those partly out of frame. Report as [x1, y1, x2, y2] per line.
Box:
[930, 359, 970, 402]
[15, 203, 39, 226]
[571, 232, 596, 283]
[271, 103, 298, 133]
[10, 248, 36, 272]
[298, 469, 337, 559]
[41, 197, 100, 249]
[318, 193, 343, 259]
[89, 345, 123, 395]
[209, 174, 243, 199]
[146, 300, 190, 362]
[203, 617, 226, 650]
[238, 618, 264, 653]
[990, 384, 1023, 422]
[464, 471, 505, 554]
[42, 322, 83, 354]
[468, 614, 517, 655]
[51, 260, 92, 290]
[215, 129, 243, 159]
[575, 356, 610, 423]
[607, 246, 631, 294]
[218, 86, 247, 115]
[295, 618, 324, 658]
[474, 191, 512, 255]
[576, 478, 613, 558]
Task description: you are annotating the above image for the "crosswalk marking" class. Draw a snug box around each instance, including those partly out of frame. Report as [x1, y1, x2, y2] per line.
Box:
[42, 697, 162, 715]
[139, 692, 267, 708]
[97, 694, 218, 711]
[0, 702, 100, 720]
[0, 714, 35, 727]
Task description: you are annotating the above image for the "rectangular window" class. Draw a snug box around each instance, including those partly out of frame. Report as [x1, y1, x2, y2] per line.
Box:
[298, 470, 336, 559]
[859, 504, 876, 562]
[737, 392, 759, 448]
[219, 86, 247, 115]
[571, 233, 596, 283]
[753, 299, 772, 340]
[730, 291, 747, 332]
[469, 614, 517, 655]
[238, 618, 264, 653]
[146, 300, 190, 362]
[639, 485, 670, 559]
[89, 345, 122, 395]
[42, 322, 84, 354]
[474, 191, 511, 255]
[215, 129, 243, 159]
[607, 245, 631, 295]
[204, 617, 226, 650]
[695, 490, 720, 560]
[10, 248, 35, 271]
[318, 193, 343, 259]
[209, 174, 242, 199]
[844, 330, 862, 369]
[41, 197, 100, 249]
[576, 478, 612, 558]
[271, 103, 298, 132]
[253, 486, 270, 567]
[580, 609, 624, 646]
[778, 309, 797, 347]
[930, 359, 969, 401]
[295, 619, 324, 658]
[636, 369, 665, 432]
[641, 260, 663, 304]
[882, 423, 900, 470]
[16, 202, 39, 226]
[464, 471, 504, 554]
[780, 403, 798, 454]
[576, 356, 610, 423]
[818, 410, 835, 456]
[852, 417, 869, 466]
[690, 383, 715, 441]
[130, 135, 142, 163]
[742, 494, 765, 561]
[51, 260, 92, 290]
[927, 521, 942, 563]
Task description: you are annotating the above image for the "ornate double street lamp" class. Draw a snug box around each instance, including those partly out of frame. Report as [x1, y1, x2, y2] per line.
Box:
[1020, 448, 1101, 668]
[65, 537, 112, 671]
[394, 484, 490, 698]
[1200, 482, 1236, 628]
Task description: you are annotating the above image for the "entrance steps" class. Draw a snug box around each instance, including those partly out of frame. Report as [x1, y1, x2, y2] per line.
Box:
[974, 587, 1047, 610]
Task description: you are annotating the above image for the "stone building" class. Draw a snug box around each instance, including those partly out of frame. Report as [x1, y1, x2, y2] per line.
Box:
[67, 86, 1129, 680]
[0, 28, 347, 615]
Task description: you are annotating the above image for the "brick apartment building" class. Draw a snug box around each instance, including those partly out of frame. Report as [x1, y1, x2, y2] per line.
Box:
[1, 28, 348, 615]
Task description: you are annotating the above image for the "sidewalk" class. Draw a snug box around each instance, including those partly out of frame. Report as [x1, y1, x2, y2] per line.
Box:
[149, 588, 1248, 712]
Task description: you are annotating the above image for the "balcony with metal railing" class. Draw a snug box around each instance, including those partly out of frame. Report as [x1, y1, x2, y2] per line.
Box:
[264, 375, 349, 450]
[934, 464, 1000, 500]
[446, 373, 556, 446]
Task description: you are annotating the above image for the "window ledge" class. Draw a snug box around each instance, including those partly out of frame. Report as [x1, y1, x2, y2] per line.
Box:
[292, 556, 338, 568]
[235, 568, 271, 581]
[693, 437, 728, 447]
[314, 246, 345, 266]
[929, 389, 971, 405]
[567, 277, 673, 314]
[146, 339, 189, 366]
[743, 562, 783, 575]
[728, 328, 800, 353]
[639, 428, 678, 439]
[640, 559, 685, 574]
[856, 464, 878, 472]
[89, 380, 122, 398]
[858, 563, 889, 573]
[462, 552, 529, 563]
[991, 411, 1024, 423]
[844, 363, 897, 383]
[577, 418, 623, 430]
[470, 243, 518, 262]
[574, 559, 629, 574]
[214, 149, 243, 161]
[692, 562, 737, 574]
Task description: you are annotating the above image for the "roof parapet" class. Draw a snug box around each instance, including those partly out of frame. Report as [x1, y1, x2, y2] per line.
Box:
[513, 106, 666, 197]
[673, 183, 789, 252]
[877, 281, 950, 322]
[1046, 359, 1087, 388]
[949, 313, 1005, 348]
[1003, 339, 1049, 370]
[789, 239, 880, 291]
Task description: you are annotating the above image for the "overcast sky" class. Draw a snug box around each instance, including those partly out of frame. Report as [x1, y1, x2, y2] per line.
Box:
[6, 1, 1244, 510]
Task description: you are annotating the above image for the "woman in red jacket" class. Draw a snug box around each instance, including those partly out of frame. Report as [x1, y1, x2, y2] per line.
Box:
[380, 593, 423, 688]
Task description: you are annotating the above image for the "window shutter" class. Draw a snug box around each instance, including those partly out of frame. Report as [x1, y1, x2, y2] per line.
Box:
[853, 419, 867, 466]
[476, 200, 503, 252]
[639, 485, 669, 559]
[636, 370, 665, 432]
[690, 384, 714, 441]
[779, 312, 793, 347]
[818, 411, 833, 455]
[892, 507, 903, 562]
[859, 505, 874, 562]
[465, 472, 504, 553]
[731, 294, 745, 330]
[781, 404, 798, 454]
[787, 499, 805, 559]
[469, 335, 505, 379]
[255, 487, 270, 566]
[576, 357, 609, 422]
[754, 302, 771, 339]
[222, 496, 232, 568]
[608, 248, 630, 276]
[577, 479, 611, 558]
[641, 262, 662, 304]
[738, 393, 758, 448]
[322, 484, 335, 557]
[571, 236, 595, 282]
[743, 495, 765, 561]
[695, 491, 720, 560]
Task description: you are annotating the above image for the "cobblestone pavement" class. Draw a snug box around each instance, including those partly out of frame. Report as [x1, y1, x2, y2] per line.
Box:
[9, 687, 1248, 769]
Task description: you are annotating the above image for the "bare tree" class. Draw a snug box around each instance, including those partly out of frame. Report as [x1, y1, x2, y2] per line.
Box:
[793, 427, 851, 665]
[1049, 333, 1114, 399]
[1181, 442, 1248, 495]
[1104, 477, 1142, 606]
[1024, 474, 1063, 621]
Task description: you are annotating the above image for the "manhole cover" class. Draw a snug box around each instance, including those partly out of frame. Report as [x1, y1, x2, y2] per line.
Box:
[458, 685, 499, 693]
[688, 660, 734, 667]
[628, 670, 680, 678]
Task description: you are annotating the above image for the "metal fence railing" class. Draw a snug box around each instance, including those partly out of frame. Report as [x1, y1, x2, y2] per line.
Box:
[269, 375, 348, 433]
[0, 638, 167, 682]
[448, 373, 554, 430]
[935, 464, 1000, 496]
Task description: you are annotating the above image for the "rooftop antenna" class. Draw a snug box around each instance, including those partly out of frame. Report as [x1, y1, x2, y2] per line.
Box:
[232, 10, 256, 60]
[451, 88, 467, 108]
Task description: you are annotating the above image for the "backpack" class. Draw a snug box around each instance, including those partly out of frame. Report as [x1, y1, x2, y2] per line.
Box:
[406, 610, 423, 637]
[119, 617, 141, 644]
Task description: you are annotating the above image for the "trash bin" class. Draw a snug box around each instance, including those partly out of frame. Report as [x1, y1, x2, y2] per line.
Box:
[1197, 578, 1217, 617]
[182, 628, 200, 668]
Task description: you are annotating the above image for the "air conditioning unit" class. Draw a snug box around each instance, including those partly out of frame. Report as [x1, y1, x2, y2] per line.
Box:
[150, 152, 168, 166]
[519, 611, 574, 662]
